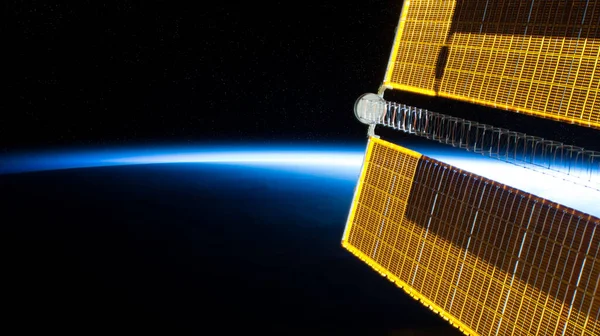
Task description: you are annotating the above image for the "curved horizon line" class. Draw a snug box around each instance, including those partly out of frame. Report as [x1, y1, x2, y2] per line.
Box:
[0, 147, 366, 177]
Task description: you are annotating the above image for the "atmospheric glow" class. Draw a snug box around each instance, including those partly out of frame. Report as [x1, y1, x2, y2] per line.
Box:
[1, 143, 597, 217]
[432, 153, 600, 218]
[105, 151, 360, 166]
[0, 146, 365, 181]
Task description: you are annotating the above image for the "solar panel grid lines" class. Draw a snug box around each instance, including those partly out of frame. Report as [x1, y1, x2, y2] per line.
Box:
[383, 0, 600, 129]
[342, 137, 600, 335]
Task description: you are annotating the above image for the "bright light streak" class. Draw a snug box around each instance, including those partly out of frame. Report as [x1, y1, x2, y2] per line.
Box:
[105, 151, 361, 166]
[432, 154, 600, 218]
[0, 147, 365, 181]
[1, 143, 597, 217]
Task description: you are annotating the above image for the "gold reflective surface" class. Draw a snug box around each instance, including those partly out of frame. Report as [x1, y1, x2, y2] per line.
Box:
[343, 137, 600, 335]
[384, 0, 600, 129]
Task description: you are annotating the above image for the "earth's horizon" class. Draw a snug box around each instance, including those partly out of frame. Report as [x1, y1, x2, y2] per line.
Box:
[2, 154, 459, 335]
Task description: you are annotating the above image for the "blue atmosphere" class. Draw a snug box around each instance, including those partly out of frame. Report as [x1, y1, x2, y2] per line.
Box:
[1, 142, 463, 334]
[0, 145, 367, 180]
[3, 142, 596, 334]
[2, 142, 597, 217]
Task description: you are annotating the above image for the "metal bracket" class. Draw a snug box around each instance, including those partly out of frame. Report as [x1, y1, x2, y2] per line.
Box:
[377, 85, 387, 98]
[366, 85, 387, 138]
[367, 124, 379, 139]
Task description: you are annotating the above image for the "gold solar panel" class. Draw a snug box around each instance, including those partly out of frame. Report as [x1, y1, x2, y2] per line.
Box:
[383, 0, 600, 129]
[342, 137, 600, 335]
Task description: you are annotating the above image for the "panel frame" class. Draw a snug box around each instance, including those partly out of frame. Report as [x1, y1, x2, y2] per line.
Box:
[342, 136, 600, 336]
[380, 0, 600, 129]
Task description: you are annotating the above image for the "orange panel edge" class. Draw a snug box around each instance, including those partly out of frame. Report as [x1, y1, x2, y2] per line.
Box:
[341, 137, 476, 336]
[342, 243, 478, 336]
[341, 135, 600, 335]
[382, 0, 410, 87]
[383, 0, 600, 130]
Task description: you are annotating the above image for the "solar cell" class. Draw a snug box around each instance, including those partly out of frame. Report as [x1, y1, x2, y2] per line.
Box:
[383, 0, 600, 129]
[343, 137, 600, 335]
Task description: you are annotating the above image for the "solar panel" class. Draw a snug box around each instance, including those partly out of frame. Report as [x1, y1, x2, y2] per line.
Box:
[343, 137, 600, 336]
[354, 95, 600, 191]
[383, 0, 600, 129]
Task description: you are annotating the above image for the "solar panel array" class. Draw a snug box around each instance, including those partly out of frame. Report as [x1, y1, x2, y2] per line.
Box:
[384, 0, 600, 129]
[343, 137, 600, 336]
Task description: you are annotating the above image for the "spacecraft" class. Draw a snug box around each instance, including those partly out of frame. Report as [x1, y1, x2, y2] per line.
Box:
[342, 1, 600, 335]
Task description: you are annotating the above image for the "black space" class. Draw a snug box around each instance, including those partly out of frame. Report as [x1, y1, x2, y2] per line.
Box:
[3, 0, 596, 151]
[3, 1, 404, 151]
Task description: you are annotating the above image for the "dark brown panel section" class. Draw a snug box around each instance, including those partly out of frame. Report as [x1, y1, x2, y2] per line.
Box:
[343, 138, 600, 335]
[447, 1, 600, 38]
[402, 155, 600, 335]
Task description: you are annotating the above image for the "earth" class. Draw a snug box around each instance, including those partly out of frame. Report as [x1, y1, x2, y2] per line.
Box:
[2, 158, 459, 335]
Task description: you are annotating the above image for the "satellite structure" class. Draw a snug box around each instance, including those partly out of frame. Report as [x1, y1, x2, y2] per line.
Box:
[342, 1, 600, 335]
